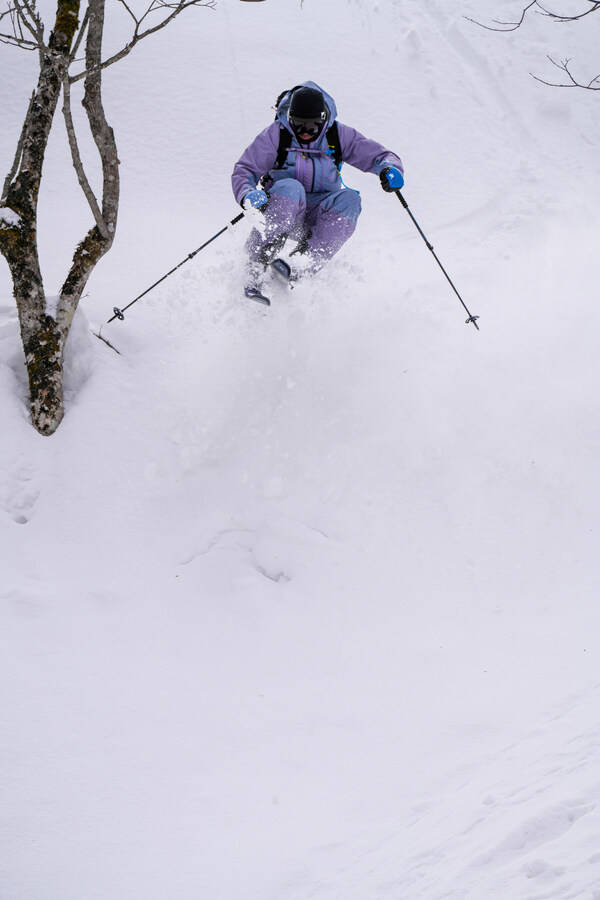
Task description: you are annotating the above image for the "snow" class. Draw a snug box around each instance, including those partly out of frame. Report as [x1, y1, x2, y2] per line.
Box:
[2, 2, 600, 899]
[43, 294, 60, 318]
[0, 207, 21, 227]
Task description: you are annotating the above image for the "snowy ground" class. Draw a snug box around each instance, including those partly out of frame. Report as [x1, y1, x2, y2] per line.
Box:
[2, 2, 600, 898]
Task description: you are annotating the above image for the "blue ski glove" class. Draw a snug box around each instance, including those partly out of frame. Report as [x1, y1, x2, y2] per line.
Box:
[243, 189, 268, 210]
[380, 166, 404, 192]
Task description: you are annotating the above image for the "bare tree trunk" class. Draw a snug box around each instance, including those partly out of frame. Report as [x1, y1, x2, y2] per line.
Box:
[0, 0, 118, 436]
[0, 9, 78, 434]
[0, 0, 212, 435]
[57, 0, 119, 343]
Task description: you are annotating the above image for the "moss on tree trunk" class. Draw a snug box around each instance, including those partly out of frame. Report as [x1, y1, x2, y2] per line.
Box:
[23, 315, 65, 436]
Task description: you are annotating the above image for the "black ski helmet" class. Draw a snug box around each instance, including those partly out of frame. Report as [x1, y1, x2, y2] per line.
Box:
[288, 86, 327, 141]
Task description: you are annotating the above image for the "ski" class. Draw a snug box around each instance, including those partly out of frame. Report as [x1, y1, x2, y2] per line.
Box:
[244, 285, 271, 306]
[271, 257, 323, 285]
[270, 257, 295, 286]
[243, 257, 297, 306]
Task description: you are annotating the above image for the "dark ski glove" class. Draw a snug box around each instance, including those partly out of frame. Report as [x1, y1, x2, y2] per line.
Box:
[380, 166, 404, 192]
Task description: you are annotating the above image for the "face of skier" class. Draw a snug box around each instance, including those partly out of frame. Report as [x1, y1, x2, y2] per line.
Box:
[290, 113, 326, 143]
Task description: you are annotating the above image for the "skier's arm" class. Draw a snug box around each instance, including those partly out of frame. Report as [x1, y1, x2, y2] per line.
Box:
[231, 123, 281, 206]
[336, 122, 404, 178]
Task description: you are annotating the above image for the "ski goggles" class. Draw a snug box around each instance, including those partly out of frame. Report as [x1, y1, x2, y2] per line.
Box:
[289, 114, 326, 138]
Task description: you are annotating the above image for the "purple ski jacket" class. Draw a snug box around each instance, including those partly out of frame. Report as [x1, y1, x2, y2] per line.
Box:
[231, 81, 404, 206]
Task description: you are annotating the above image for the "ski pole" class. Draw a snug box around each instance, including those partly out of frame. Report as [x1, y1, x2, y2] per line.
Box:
[105, 211, 245, 324]
[395, 191, 479, 330]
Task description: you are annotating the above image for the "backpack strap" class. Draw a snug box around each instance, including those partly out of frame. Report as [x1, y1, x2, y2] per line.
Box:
[274, 127, 293, 169]
[272, 86, 299, 170]
[325, 121, 342, 169]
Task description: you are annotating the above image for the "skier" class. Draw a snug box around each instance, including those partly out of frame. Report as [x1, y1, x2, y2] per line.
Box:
[231, 81, 404, 301]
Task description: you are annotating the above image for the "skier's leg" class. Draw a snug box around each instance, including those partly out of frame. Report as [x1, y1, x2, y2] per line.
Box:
[305, 189, 362, 264]
[246, 179, 307, 265]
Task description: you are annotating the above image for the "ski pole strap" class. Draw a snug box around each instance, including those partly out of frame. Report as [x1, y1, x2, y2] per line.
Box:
[107, 212, 246, 324]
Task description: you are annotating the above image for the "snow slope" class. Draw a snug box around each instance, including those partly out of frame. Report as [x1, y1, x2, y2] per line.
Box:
[2, 2, 600, 898]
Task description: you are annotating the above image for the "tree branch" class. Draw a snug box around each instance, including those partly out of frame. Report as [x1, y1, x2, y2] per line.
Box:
[531, 54, 600, 88]
[0, 29, 39, 47]
[58, 0, 120, 322]
[14, 0, 44, 44]
[69, 0, 216, 83]
[466, 0, 538, 32]
[62, 75, 109, 238]
[116, 0, 142, 27]
[1, 90, 35, 203]
[467, 0, 600, 32]
[467, 2, 600, 91]
[0, 0, 45, 49]
[69, 4, 89, 61]
[541, 0, 600, 21]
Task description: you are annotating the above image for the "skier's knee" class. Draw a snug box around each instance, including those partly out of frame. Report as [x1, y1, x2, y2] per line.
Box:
[336, 190, 362, 221]
[269, 178, 306, 208]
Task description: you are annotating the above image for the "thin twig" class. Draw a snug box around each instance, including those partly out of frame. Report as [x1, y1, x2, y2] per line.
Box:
[10, 1, 24, 40]
[18, 0, 44, 43]
[12, 0, 39, 44]
[542, 0, 600, 21]
[0, 35, 37, 47]
[532, 54, 600, 89]
[467, 0, 600, 31]
[0, 0, 44, 48]
[466, 0, 538, 32]
[115, 0, 139, 27]
[69, 0, 216, 83]
[69, 5, 90, 62]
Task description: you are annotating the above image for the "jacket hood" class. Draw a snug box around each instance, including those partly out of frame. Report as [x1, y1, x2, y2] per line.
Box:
[277, 81, 337, 136]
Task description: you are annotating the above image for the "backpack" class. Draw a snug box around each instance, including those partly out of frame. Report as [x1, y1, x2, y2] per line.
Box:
[273, 87, 343, 171]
